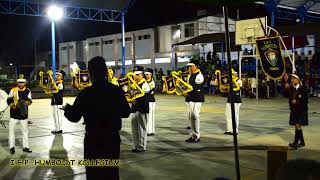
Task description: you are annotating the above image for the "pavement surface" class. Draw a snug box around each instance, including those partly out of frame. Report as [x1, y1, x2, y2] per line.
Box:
[0, 94, 319, 180]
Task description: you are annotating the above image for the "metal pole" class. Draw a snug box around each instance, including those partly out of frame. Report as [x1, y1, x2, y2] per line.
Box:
[223, 6, 241, 180]
[292, 36, 295, 74]
[34, 38, 37, 80]
[51, 20, 56, 81]
[221, 41, 225, 69]
[271, 11, 275, 28]
[121, 11, 126, 75]
[254, 45, 258, 100]
[171, 46, 175, 70]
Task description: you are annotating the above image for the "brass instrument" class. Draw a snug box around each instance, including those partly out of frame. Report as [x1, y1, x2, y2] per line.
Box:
[107, 69, 119, 86]
[162, 75, 176, 94]
[39, 70, 59, 95]
[215, 70, 240, 93]
[71, 68, 92, 90]
[162, 71, 193, 95]
[118, 72, 145, 102]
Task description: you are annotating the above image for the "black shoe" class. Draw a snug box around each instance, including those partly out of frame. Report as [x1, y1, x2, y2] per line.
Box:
[147, 133, 154, 136]
[51, 130, 58, 134]
[131, 149, 144, 153]
[289, 143, 299, 150]
[10, 147, 15, 154]
[185, 137, 200, 143]
[57, 130, 63, 133]
[28, 121, 32, 124]
[298, 142, 305, 147]
[224, 131, 232, 135]
[186, 126, 191, 129]
[23, 148, 32, 153]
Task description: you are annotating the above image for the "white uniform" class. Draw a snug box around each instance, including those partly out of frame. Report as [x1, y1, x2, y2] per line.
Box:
[52, 82, 63, 132]
[225, 79, 242, 133]
[131, 81, 150, 150]
[186, 71, 204, 140]
[147, 80, 156, 134]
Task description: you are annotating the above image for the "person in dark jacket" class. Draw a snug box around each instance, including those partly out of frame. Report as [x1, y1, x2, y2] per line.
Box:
[51, 70, 65, 134]
[285, 74, 308, 150]
[184, 60, 204, 143]
[63, 56, 131, 180]
[7, 74, 32, 154]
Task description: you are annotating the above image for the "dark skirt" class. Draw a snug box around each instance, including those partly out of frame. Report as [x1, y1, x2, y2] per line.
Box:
[289, 109, 308, 126]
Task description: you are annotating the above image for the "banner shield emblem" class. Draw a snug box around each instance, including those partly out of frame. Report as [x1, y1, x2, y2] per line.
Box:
[256, 36, 286, 80]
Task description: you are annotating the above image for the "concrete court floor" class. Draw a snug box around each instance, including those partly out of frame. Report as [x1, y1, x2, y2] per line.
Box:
[0, 94, 319, 180]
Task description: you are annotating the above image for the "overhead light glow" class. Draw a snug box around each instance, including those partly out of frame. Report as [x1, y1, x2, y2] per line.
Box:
[47, 5, 63, 21]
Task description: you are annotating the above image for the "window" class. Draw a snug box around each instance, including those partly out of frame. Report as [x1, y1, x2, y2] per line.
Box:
[89, 42, 95, 46]
[125, 37, 132, 42]
[104, 40, 113, 45]
[95, 42, 100, 46]
[61, 47, 67, 50]
[185, 23, 194, 37]
[172, 25, 181, 39]
[69, 45, 74, 49]
[143, 35, 150, 39]
[138, 36, 143, 40]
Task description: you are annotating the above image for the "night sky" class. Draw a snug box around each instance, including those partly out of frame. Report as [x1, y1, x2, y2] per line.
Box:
[0, 0, 268, 73]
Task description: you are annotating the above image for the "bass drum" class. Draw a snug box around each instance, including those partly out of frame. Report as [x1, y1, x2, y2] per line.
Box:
[0, 89, 8, 112]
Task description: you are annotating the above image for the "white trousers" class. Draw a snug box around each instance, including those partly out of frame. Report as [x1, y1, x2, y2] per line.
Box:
[9, 118, 29, 148]
[186, 102, 202, 139]
[131, 112, 148, 150]
[225, 103, 241, 133]
[147, 102, 156, 134]
[52, 105, 62, 131]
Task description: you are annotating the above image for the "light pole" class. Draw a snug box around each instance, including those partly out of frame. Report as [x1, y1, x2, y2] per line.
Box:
[47, 5, 63, 81]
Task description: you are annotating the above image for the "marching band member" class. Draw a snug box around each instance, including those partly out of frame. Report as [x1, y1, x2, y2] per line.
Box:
[284, 74, 308, 150]
[184, 60, 204, 143]
[224, 69, 242, 135]
[7, 74, 32, 154]
[51, 70, 65, 134]
[144, 68, 156, 136]
[131, 66, 150, 152]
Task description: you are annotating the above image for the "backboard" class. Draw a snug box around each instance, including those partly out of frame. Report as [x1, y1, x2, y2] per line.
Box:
[236, 17, 267, 45]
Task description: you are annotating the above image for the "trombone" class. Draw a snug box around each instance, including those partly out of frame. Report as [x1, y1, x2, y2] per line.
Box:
[71, 68, 92, 91]
[215, 70, 240, 93]
[118, 72, 145, 102]
[39, 70, 59, 95]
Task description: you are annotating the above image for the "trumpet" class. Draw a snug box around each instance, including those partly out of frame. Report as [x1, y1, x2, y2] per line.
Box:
[71, 68, 92, 91]
[118, 72, 145, 102]
[162, 71, 193, 95]
[39, 70, 59, 95]
[215, 70, 240, 93]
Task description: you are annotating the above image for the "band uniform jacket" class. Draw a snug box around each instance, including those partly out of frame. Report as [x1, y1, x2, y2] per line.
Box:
[147, 79, 156, 102]
[7, 87, 32, 120]
[51, 81, 64, 105]
[132, 79, 150, 113]
[186, 70, 205, 102]
[227, 79, 242, 103]
[287, 84, 308, 126]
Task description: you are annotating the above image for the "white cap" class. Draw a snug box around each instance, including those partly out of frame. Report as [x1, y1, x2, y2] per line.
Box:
[290, 74, 300, 79]
[144, 72, 152, 75]
[17, 79, 27, 83]
[186, 62, 195, 66]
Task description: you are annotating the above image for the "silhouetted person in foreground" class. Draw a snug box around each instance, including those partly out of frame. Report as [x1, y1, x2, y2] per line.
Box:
[63, 56, 131, 180]
[276, 159, 320, 180]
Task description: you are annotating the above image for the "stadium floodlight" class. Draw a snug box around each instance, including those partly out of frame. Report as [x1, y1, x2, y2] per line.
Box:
[47, 5, 63, 21]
